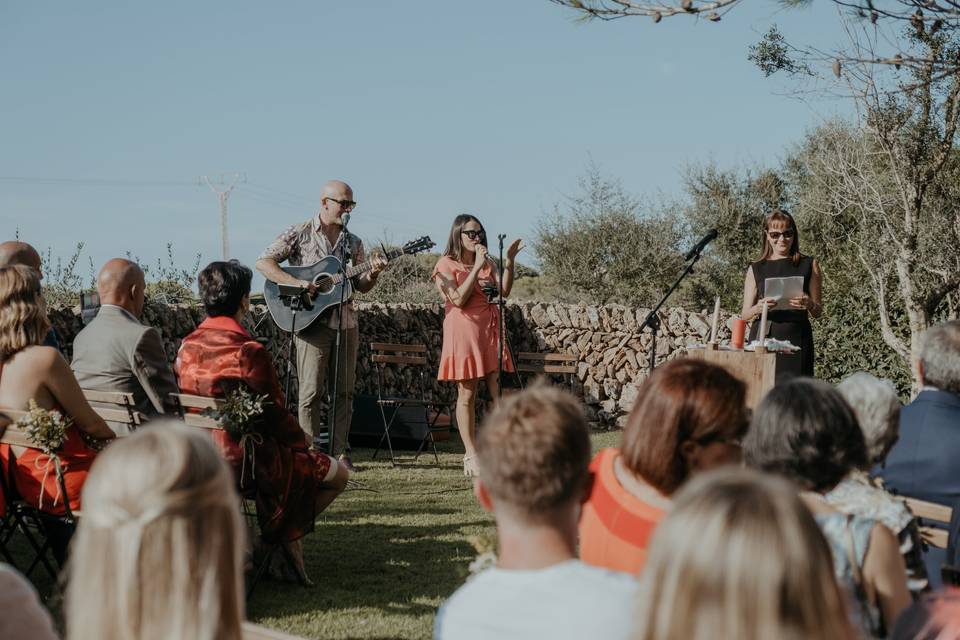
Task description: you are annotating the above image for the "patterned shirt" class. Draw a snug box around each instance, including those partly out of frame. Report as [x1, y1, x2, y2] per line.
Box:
[259, 216, 365, 330]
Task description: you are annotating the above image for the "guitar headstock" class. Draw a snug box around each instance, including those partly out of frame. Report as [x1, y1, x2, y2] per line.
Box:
[402, 236, 435, 255]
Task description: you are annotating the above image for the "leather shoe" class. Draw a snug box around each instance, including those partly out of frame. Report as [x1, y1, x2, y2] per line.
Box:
[338, 454, 361, 473]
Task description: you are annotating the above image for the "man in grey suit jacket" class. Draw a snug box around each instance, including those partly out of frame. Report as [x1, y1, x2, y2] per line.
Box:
[72, 259, 178, 434]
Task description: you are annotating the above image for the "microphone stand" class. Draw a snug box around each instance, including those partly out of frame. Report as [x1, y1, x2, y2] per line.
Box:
[497, 235, 506, 399]
[276, 286, 306, 407]
[639, 249, 704, 371]
[328, 221, 351, 458]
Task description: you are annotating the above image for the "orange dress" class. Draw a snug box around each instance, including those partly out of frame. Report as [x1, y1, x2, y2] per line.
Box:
[431, 256, 514, 382]
[0, 407, 96, 517]
[578, 448, 666, 574]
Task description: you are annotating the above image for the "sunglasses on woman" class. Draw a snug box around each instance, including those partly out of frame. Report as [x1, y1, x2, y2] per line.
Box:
[767, 230, 795, 240]
[461, 229, 485, 240]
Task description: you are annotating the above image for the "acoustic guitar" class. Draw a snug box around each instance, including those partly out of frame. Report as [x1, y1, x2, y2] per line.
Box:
[263, 236, 434, 333]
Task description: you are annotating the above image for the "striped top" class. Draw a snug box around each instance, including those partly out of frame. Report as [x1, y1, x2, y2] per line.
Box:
[578, 448, 666, 575]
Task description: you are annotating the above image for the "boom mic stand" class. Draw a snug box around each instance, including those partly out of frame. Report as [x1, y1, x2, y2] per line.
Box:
[639, 248, 705, 371]
[276, 284, 308, 407]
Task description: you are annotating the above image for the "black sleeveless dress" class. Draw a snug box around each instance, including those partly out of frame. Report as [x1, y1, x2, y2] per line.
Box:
[748, 255, 815, 376]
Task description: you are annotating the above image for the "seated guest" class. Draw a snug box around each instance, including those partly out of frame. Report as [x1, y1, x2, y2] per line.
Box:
[891, 589, 960, 640]
[65, 423, 292, 640]
[634, 467, 855, 640]
[72, 258, 179, 434]
[746, 378, 911, 638]
[827, 372, 928, 593]
[578, 358, 749, 574]
[0, 265, 115, 519]
[435, 384, 635, 640]
[175, 260, 348, 580]
[880, 321, 960, 507]
[0, 563, 58, 640]
[0, 240, 58, 348]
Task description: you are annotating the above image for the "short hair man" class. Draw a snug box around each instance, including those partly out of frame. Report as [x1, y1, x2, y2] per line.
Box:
[71, 259, 178, 434]
[434, 385, 635, 640]
[256, 180, 386, 471]
[879, 321, 960, 587]
[0, 240, 58, 349]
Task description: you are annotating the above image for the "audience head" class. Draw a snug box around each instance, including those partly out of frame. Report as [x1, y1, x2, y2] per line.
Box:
[0, 240, 42, 275]
[634, 467, 853, 640]
[837, 372, 901, 466]
[745, 377, 868, 493]
[198, 260, 252, 319]
[66, 423, 244, 640]
[475, 383, 590, 523]
[621, 358, 748, 495]
[97, 258, 147, 317]
[0, 265, 50, 360]
[918, 320, 960, 396]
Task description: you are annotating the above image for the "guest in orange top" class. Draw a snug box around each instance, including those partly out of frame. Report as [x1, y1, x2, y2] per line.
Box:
[579, 358, 748, 574]
[0, 265, 115, 565]
[432, 214, 522, 477]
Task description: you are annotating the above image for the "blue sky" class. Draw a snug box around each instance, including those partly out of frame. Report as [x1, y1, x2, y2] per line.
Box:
[1, 1, 853, 288]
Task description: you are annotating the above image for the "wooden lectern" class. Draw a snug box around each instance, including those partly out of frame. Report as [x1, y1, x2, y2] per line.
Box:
[687, 346, 802, 408]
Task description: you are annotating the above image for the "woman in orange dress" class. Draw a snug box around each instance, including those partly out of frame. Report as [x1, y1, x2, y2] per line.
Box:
[432, 214, 522, 477]
[578, 358, 748, 574]
[0, 266, 115, 526]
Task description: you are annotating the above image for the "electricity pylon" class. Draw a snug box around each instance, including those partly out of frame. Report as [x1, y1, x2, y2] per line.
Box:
[200, 173, 246, 260]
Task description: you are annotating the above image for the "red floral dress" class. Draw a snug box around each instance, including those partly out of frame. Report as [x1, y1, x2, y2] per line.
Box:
[175, 316, 332, 543]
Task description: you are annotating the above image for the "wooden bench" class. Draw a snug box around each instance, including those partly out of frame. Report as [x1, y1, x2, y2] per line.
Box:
[904, 496, 952, 549]
[81, 389, 146, 432]
[515, 352, 578, 389]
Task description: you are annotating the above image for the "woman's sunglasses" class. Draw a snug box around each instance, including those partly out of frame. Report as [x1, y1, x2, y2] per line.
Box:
[767, 230, 795, 240]
[461, 229, 485, 240]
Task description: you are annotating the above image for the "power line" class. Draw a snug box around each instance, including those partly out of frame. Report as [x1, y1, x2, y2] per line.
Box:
[0, 176, 195, 187]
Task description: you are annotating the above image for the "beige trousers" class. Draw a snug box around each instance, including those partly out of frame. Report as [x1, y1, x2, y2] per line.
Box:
[295, 322, 359, 457]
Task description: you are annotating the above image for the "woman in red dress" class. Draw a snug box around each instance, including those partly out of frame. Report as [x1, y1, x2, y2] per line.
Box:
[431, 214, 522, 477]
[0, 266, 115, 523]
[175, 260, 348, 578]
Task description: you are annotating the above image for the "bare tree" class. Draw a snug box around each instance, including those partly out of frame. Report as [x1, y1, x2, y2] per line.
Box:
[784, 27, 960, 381]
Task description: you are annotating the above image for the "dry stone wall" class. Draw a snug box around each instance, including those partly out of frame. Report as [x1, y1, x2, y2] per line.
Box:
[50, 301, 731, 429]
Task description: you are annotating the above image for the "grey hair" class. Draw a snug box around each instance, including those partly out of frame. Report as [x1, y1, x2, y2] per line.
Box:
[920, 320, 960, 396]
[837, 372, 900, 466]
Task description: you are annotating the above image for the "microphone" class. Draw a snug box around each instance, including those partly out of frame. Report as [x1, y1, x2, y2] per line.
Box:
[340, 212, 351, 227]
[684, 229, 718, 261]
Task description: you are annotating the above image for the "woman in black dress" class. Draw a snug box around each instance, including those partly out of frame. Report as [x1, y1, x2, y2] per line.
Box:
[740, 209, 823, 376]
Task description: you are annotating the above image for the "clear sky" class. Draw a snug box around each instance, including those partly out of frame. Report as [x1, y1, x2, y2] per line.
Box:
[1, 1, 853, 288]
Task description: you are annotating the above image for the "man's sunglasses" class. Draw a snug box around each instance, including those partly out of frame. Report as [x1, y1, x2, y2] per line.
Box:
[325, 197, 356, 210]
[461, 229, 486, 240]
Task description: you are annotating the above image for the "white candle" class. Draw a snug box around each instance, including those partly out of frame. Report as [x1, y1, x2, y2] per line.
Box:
[709, 296, 721, 344]
[759, 300, 769, 344]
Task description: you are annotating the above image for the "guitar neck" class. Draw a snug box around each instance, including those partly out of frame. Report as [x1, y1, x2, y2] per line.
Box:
[336, 248, 404, 282]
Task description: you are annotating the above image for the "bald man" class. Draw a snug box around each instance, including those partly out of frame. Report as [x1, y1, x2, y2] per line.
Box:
[257, 180, 386, 471]
[71, 259, 178, 434]
[0, 240, 59, 349]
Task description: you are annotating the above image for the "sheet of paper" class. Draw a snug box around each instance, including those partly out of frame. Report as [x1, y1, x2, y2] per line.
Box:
[764, 276, 805, 311]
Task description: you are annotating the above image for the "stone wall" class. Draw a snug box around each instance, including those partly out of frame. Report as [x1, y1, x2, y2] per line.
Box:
[50, 302, 731, 428]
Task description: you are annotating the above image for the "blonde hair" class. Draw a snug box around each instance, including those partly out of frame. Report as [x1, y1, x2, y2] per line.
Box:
[65, 423, 245, 640]
[476, 383, 590, 516]
[633, 467, 854, 640]
[0, 265, 50, 360]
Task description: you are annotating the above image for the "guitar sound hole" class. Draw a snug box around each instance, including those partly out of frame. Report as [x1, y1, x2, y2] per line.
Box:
[313, 275, 335, 295]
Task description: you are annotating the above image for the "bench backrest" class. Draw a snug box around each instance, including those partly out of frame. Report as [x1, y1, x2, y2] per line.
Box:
[81, 389, 146, 428]
[515, 352, 578, 375]
[168, 393, 224, 430]
[904, 496, 952, 549]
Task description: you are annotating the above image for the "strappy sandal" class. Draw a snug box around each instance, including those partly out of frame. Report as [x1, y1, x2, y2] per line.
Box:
[463, 455, 480, 478]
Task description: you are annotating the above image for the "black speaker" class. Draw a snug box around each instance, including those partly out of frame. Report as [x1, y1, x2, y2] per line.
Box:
[349, 394, 444, 448]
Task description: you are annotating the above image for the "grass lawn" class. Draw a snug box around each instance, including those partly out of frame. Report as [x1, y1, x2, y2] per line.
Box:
[12, 430, 621, 640]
